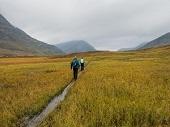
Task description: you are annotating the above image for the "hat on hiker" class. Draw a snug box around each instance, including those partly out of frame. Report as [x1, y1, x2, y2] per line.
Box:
[73, 56, 77, 60]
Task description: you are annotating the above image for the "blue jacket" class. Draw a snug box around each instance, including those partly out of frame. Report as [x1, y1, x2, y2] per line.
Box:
[71, 59, 80, 69]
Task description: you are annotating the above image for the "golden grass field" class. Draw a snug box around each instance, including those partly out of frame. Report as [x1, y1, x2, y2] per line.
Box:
[39, 46, 170, 127]
[0, 46, 170, 127]
[0, 57, 73, 127]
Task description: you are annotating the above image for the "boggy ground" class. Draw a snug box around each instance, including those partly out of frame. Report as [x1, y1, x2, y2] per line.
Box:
[0, 57, 73, 127]
[40, 46, 170, 127]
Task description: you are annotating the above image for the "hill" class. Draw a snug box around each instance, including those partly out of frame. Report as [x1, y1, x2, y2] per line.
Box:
[55, 40, 96, 54]
[119, 42, 147, 51]
[138, 32, 170, 49]
[0, 14, 64, 56]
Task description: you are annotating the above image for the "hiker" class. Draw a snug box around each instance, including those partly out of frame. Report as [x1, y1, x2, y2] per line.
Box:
[80, 57, 85, 71]
[71, 56, 80, 80]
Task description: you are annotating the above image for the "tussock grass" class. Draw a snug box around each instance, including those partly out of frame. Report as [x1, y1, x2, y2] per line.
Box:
[40, 47, 170, 127]
[0, 57, 72, 127]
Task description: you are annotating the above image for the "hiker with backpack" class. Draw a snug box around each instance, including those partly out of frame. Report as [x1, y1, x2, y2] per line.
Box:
[71, 56, 80, 80]
[80, 57, 85, 71]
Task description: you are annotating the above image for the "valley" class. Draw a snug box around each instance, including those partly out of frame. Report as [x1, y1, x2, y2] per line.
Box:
[0, 46, 170, 127]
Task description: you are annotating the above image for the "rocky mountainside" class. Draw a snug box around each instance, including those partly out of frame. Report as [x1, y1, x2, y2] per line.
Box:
[0, 14, 64, 56]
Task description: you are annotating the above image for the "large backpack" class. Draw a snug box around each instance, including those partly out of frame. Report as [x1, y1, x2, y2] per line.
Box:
[72, 60, 79, 68]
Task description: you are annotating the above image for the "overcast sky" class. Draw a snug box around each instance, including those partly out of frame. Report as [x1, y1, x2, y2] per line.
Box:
[0, 0, 170, 50]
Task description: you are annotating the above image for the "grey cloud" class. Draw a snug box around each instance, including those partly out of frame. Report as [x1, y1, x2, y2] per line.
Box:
[0, 0, 170, 50]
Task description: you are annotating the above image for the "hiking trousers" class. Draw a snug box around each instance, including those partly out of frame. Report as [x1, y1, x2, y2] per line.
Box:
[73, 68, 79, 80]
[81, 63, 84, 71]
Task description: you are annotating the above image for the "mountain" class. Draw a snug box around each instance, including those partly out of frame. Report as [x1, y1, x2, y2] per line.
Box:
[55, 40, 96, 54]
[138, 32, 170, 50]
[0, 14, 64, 56]
[119, 33, 170, 51]
[119, 42, 147, 51]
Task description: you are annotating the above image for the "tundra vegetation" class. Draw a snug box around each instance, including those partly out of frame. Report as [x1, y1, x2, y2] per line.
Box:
[0, 57, 72, 127]
[0, 46, 170, 127]
[40, 46, 170, 127]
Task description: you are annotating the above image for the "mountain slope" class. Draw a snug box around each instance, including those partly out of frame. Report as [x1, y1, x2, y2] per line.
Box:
[119, 42, 147, 51]
[55, 40, 96, 53]
[0, 14, 64, 56]
[138, 32, 170, 49]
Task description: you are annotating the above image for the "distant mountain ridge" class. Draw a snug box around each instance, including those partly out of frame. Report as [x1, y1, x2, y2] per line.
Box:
[119, 32, 170, 51]
[0, 14, 64, 56]
[119, 42, 147, 51]
[138, 32, 170, 49]
[55, 40, 96, 54]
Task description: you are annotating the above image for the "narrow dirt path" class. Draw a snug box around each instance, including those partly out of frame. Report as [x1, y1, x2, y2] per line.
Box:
[22, 62, 89, 127]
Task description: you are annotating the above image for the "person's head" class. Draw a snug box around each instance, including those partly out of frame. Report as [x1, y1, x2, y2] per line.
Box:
[73, 56, 77, 60]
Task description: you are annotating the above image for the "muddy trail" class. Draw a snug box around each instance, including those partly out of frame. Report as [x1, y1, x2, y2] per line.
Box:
[26, 81, 74, 127]
[21, 63, 90, 127]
